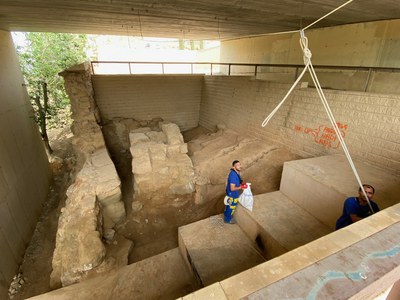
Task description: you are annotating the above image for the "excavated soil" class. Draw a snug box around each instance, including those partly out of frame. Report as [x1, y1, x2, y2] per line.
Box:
[10, 124, 299, 299]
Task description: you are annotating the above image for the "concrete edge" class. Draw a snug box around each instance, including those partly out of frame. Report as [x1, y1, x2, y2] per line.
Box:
[186, 203, 400, 300]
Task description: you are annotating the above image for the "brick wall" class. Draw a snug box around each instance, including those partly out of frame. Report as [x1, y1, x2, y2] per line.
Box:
[199, 76, 400, 175]
[92, 75, 202, 131]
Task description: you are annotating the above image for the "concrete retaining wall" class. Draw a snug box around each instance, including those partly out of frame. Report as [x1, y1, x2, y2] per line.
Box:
[92, 75, 203, 131]
[0, 30, 50, 298]
[221, 19, 400, 94]
[199, 76, 400, 175]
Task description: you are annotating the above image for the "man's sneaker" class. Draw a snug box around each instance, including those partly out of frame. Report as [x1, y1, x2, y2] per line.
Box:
[224, 219, 236, 224]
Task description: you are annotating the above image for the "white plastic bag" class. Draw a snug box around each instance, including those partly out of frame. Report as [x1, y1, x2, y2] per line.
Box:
[239, 183, 254, 211]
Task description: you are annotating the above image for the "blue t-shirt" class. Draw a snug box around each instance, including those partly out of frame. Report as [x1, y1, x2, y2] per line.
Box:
[335, 197, 380, 230]
[226, 169, 241, 199]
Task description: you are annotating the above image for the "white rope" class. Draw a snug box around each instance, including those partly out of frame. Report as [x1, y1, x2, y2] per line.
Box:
[305, 59, 375, 213]
[302, 0, 354, 31]
[261, 64, 309, 127]
[224, 0, 354, 42]
[260, 28, 375, 214]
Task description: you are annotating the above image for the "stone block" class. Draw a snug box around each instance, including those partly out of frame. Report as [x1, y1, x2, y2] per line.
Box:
[96, 183, 121, 206]
[161, 123, 184, 145]
[104, 202, 126, 224]
[95, 163, 119, 183]
[180, 143, 188, 154]
[129, 132, 150, 146]
[79, 194, 98, 215]
[149, 143, 167, 161]
[130, 143, 150, 158]
[146, 131, 167, 143]
[90, 148, 111, 167]
[78, 231, 105, 270]
[167, 145, 181, 157]
[132, 156, 152, 175]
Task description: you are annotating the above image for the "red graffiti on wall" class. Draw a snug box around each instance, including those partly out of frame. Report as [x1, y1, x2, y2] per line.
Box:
[294, 122, 348, 148]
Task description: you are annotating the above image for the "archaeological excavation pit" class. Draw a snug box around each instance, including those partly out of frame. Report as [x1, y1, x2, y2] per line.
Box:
[2, 2, 400, 298]
[12, 61, 397, 300]
[4, 21, 400, 298]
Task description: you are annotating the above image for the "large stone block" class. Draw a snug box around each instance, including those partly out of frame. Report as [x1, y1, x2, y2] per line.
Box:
[103, 202, 126, 224]
[91, 148, 111, 167]
[78, 231, 106, 270]
[129, 132, 150, 145]
[161, 123, 184, 145]
[149, 143, 167, 161]
[132, 156, 152, 175]
[96, 163, 119, 183]
[167, 145, 181, 157]
[130, 143, 150, 158]
[146, 131, 167, 143]
[96, 182, 121, 207]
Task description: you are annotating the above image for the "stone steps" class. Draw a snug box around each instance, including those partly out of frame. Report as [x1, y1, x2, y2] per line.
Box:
[280, 154, 400, 228]
[178, 214, 265, 287]
[235, 191, 332, 259]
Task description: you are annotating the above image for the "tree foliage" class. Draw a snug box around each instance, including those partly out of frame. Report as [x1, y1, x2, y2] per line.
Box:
[15, 32, 88, 152]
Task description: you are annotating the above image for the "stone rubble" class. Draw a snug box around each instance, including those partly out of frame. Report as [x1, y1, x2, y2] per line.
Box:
[8, 273, 25, 299]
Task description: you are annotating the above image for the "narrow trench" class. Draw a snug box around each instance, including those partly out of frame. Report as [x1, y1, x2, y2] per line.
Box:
[101, 120, 188, 264]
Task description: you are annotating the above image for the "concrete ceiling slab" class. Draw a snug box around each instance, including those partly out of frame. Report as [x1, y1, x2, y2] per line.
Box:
[0, 0, 399, 39]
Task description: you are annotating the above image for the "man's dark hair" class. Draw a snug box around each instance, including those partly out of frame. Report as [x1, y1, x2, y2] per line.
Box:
[232, 160, 240, 166]
[359, 184, 375, 194]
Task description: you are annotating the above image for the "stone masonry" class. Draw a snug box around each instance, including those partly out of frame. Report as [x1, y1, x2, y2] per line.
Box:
[51, 63, 127, 287]
[50, 148, 126, 288]
[130, 122, 195, 209]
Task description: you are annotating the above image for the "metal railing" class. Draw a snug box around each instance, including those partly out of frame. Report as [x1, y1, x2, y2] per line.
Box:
[90, 61, 400, 92]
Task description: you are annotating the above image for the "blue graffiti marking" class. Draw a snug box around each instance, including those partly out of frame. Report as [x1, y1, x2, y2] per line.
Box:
[304, 244, 400, 300]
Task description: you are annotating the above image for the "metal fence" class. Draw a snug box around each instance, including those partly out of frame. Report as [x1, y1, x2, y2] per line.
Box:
[90, 61, 400, 92]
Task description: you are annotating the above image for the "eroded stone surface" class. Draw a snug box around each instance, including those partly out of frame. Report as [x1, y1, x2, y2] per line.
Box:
[51, 65, 127, 288]
[130, 122, 195, 207]
[51, 147, 126, 288]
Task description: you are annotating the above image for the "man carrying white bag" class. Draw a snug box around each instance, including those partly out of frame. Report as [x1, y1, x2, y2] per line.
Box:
[239, 183, 254, 211]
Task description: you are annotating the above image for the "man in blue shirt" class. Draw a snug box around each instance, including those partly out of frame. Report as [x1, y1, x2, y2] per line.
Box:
[224, 160, 246, 224]
[335, 184, 380, 230]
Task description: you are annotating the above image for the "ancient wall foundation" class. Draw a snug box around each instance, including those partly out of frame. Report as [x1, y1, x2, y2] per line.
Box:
[51, 64, 127, 287]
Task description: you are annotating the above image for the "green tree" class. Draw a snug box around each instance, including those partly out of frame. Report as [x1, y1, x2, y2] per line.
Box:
[15, 32, 88, 154]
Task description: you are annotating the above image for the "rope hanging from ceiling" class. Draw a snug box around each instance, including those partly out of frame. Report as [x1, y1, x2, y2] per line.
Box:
[260, 0, 375, 213]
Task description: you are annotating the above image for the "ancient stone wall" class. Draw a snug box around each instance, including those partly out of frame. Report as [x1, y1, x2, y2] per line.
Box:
[51, 64, 127, 287]
[130, 123, 195, 210]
